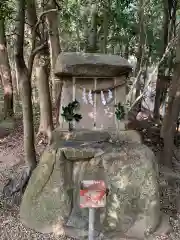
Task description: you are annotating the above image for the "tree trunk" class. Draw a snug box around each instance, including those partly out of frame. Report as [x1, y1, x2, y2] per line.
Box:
[11, 70, 20, 113]
[103, 7, 108, 54]
[36, 53, 53, 141]
[167, 0, 177, 76]
[3, 0, 37, 197]
[0, 18, 13, 118]
[161, 26, 180, 167]
[26, 0, 37, 27]
[168, 0, 177, 43]
[82, 7, 89, 52]
[46, 0, 63, 125]
[124, 41, 129, 59]
[153, 76, 162, 120]
[88, 4, 98, 53]
[76, 20, 81, 51]
[15, 0, 36, 170]
[27, 0, 54, 139]
[154, 0, 169, 120]
[135, 0, 145, 99]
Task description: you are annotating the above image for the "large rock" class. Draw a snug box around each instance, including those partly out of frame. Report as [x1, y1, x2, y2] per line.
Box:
[20, 130, 161, 239]
[54, 52, 132, 77]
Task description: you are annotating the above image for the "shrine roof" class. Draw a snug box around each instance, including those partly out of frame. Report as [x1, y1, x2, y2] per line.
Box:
[55, 52, 132, 78]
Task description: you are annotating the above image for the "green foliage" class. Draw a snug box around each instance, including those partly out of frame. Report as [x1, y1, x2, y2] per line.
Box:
[3, 0, 180, 79]
[0, 0, 14, 19]
[115, 103, 126, 121]
[56, 0, 168, 63]
[61, 100, 82, 123]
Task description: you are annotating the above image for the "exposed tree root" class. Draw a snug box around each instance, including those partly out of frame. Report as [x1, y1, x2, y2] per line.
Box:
[3, 167, 32, 197]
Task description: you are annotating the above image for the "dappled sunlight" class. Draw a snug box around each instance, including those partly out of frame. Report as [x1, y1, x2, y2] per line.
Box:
[112, 193, 120, 209]
[0, 65, 12, 82]
[0, 44, 5, 50]
[53, 187, 59, 193]
[63, 132, 72, 140]
[105, 194, 120, 229]
[176, 91, 180, 97]
[115, 176, 129, 189]
[104, 106, 113, 118]
[88, 111, 95, 119]
[52, 219, 65, 236]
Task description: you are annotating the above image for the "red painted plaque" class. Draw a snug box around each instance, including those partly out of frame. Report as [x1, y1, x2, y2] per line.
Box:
[80, 180, 106, 208]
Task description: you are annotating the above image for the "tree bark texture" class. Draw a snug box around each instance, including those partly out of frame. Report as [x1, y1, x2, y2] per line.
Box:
[103, 7, 108, 54]
[36, 53, 53, 141]
[135, 0, 145, 99]
[88, 4, 98, 53]
[27, 0, 54, 139]
[0, 18, 13, 118]
[161, 26, 180, 167]
[154, 0, 169, 120]
[46, 0, 63, 125]
[82, 8, 89, 52]
[15, 0, 36, 170]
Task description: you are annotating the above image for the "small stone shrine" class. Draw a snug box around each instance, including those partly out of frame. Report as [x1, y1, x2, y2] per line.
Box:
[20, 53, 169, 240]
[54, 52, 132, 129]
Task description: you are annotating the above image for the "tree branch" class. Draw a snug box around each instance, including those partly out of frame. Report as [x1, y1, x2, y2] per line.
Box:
[127, 36, 177, 112]
[15, 0, 26, 62]
[32, 42, 48, 57]
[34, 9, 57, 31]
[52, 0, 62, 10]
[27, 9, 58, 79]
[28, 42, 48, 78]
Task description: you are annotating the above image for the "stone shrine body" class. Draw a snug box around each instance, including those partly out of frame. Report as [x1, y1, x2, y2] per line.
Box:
[20, 53, 165, 240]
[54, 52, 132, 130]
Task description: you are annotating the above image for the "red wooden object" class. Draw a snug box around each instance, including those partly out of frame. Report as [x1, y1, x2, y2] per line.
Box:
[80, 180, 106, 208]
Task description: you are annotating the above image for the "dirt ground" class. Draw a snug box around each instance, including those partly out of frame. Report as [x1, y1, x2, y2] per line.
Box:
[1, 119, 180, 240]
[0, 120, 74, 240]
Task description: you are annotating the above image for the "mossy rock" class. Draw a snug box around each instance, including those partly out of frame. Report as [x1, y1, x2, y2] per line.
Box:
[20, 146, 72, 233]
[20, 129, 161, 238]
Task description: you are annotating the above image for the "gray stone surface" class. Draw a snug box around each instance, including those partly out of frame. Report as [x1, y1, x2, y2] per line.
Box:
[54, 52, 132, 77]
[20, 129, 161, 239]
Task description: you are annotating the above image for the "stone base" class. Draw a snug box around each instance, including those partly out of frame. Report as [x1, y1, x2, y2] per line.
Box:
[64, 213, 171, 240]
[20, 129, 161, 238]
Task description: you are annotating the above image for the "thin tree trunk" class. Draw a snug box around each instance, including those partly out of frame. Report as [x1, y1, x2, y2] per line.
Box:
[103, 7, 108, 54]
[124, 41, 129, 59]
[154, 0, 169, 120]
[135, 0, 145, 99]
[167, 0, 177, 76]
[3, 0, 37, 197]
[46, 0, 61, 101]
[161, 26, 180, 167]
[168, 0, 177, 43]
[76, 22, 80, 51]
[11, 70, 20, 113]
[0, 18, 13, 118]
[82, 7, 89, 52]
[153, 76, 162, 120]
[36, 53, 53, 141]
[88, 4, 98, 53]
[27, 0, 54, 139]
[46, 0, 63, 125]
[15, 0, 36, 170]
